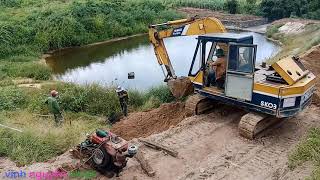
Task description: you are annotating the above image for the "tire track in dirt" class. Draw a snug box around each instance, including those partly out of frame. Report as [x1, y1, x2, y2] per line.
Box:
[119, 106, 320, 180]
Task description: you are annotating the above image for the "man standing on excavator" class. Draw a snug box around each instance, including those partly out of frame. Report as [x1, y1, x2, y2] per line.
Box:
[45, 90, 63, 126]
[116, 86, 129, 117]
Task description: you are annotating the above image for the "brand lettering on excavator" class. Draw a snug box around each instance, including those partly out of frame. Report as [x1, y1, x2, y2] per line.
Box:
[301, 87, 314, 105]
[260, 101, 277, 110]
[172, 26, 185, 36]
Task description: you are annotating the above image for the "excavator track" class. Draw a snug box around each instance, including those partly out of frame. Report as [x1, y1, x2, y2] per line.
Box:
[185, 94, 216, 116]
[239, 112, 282, 139]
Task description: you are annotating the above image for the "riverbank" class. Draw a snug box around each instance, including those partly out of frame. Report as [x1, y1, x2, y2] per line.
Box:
[263, 20, 320, 179]
[1, 1, 319, 175]
[0, 1, 182, 166]
[0, 0, 182, 82]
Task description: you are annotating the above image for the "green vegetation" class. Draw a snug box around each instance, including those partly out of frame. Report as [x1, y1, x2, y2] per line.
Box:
[0, 0, 182, 79]
[0, 0, 180, 166]
[289, 128, 320, 180]
[2, 82, 174, 117]
[260, 0, 320, 20]
[266, 24, 282, 38]
[164, 0, 226, 11]
[1, 0, 319, 167]
[161, 0, 257, 14]
[0, 82, 174, 165]
[0, 110, 105, 165]
[224, 0, 239, 14]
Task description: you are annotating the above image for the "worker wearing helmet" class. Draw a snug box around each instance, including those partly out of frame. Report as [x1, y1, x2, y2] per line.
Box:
[207, 48, 227, 88]
[116, 86, 129, 117]
[45, 90, 63, 126]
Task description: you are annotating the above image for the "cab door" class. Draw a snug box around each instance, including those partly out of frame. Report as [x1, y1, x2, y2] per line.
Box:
[225, 43, 257, 101]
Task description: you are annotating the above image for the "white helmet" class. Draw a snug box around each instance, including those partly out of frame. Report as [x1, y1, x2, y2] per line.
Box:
[116, 86, 122, 93]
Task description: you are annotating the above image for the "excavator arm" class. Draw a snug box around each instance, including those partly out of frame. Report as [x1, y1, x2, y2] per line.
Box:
[149, 17, 226, 82]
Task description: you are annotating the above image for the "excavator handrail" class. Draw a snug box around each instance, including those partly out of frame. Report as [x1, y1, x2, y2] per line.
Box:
[148, 17, 226, 82]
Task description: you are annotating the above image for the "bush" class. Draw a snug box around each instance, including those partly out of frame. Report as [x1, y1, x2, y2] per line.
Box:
[241, 0, 258, 15]
[146, 85, 175, 104]
[27, 83, 175, 116]
[266, 24, 282, 38]
[128, 90, 147, 109]
[140, 96, 162, 110]
[260, 0, 319, 20]
[224, 0, 238, 14]
[0, 0, 22, 7]
[35, 83, 121, 117]
[1, 62, 52, 80]
[170, 0, 226, 11]
[0, 86, 27, 110]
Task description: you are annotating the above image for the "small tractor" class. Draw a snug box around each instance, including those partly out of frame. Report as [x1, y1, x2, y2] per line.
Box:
[149, 17, 316, 139]
[76, 129, 137, 176]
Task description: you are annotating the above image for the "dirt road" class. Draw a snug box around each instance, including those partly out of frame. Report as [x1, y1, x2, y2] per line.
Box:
[118, 105, 319, 180]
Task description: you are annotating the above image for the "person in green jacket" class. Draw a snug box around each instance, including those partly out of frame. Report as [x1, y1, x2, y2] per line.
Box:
[45, 90, 63, 126]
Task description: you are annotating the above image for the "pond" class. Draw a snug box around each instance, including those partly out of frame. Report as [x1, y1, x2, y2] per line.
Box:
[46, 32, 280, 90]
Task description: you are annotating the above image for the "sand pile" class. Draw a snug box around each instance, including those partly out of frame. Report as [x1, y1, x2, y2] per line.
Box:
[278, 22, 306, 34]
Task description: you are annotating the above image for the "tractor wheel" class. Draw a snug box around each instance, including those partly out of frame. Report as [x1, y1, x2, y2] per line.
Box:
[91, 146, 112, 171]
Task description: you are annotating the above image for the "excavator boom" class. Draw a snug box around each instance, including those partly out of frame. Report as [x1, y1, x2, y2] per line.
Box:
[149, 17, 226, 97]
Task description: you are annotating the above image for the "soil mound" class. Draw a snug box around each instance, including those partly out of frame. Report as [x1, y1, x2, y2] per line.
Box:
[301, 45, 320, 105]
[111, 102, 187, 140]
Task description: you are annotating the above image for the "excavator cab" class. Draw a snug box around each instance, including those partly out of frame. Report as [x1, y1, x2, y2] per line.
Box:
[188, 33, 256, 99]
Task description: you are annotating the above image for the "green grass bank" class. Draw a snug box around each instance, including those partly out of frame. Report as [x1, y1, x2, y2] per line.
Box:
[0, 82, 174, 165]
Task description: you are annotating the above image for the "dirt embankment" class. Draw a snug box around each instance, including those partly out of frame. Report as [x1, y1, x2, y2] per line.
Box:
[119, 105, 320, 180]
[177, 7, 267, 28]
[272, 18, 320, 26]
[111, 102, 187, 140]
[301, 44, 320, 105]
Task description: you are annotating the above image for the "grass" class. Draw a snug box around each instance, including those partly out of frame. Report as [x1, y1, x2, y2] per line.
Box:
[0, 83, 174, 165]
[0, 110, 105, 165]
[289, 128, 320, 180]
[267, 23, 320, 64]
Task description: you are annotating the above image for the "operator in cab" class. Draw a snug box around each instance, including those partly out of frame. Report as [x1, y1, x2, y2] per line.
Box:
[207, 48, 227, 89]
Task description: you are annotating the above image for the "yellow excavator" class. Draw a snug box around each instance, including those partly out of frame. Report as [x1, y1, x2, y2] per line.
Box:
[149, 17, 316, 139]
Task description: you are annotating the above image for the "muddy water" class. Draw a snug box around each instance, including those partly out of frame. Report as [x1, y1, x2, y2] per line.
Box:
[46, 32, 280, 90]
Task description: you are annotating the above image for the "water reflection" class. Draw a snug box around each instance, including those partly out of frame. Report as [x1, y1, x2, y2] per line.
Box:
[46, 32, 280, 90]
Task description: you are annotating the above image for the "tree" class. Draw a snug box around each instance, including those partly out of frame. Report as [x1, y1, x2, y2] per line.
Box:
[225, 0, 239, 14]
[260, 0, 320, 20]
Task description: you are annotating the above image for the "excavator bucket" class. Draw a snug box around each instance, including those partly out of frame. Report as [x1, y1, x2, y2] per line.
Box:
[167, 77, 194, 98]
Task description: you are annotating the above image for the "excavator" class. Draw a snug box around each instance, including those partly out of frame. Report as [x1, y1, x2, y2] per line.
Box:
[149, 17, 316, 139]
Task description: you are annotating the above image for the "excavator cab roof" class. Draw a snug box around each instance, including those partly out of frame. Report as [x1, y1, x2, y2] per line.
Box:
[198, 33, 253, 43]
